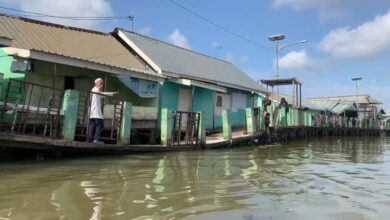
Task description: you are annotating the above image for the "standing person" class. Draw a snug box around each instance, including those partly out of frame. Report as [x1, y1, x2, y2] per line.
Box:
[87, 78, 117, 143]
[264, 112, 270, 132]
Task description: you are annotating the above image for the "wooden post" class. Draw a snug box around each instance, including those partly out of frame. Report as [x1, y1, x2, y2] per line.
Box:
[222, 109, 232, 140]
[160, 108, 173, 146]
[61, 90, 79, 141]
[119, 102, 132, 145]
[245, 108, 254, 135]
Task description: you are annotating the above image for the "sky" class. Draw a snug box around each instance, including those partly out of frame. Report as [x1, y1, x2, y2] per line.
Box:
[1, 0, 390, 108]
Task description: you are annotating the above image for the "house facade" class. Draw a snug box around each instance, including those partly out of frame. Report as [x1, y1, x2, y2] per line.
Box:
[113, 29, 267, 132]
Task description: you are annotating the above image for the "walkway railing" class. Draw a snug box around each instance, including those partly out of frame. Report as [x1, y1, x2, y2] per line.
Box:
[0, 79, 64, 138]
[75, 90, 123, 143]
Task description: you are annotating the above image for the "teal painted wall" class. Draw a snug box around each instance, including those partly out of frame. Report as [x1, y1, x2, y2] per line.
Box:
[160, 81, 183, 110]
[0, 48, 25, 101]
[160, 81, 256, 130]
[229, 88, 253, 128]
[192, 86, 214, 129]
[213, 88, 254, 129]
[160, 81, 215, 129]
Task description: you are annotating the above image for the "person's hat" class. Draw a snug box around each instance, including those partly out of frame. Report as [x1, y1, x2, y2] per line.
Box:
[95, 78, 103, 83]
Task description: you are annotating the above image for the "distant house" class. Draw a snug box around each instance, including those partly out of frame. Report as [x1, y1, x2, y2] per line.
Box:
[113, 29, 267, 131]
[307, 95, 382, 119]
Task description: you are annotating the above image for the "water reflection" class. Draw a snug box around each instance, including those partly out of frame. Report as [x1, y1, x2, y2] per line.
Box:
[1, 137, 390, 219]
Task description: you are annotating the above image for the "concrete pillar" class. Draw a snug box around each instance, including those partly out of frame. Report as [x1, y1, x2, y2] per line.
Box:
[287, 108, 292, 127]
[160, 108, 173, 146]
[222, 109, 232, 140]
[259, 107, 265, 130]
[292, 108, 296, 126]
[197, 112, 206, 146]
[119, 102, 132, 145]
[61, 90, 80, 141]
[279, 106, 287, 127]
[267, 105, 273, 127]
[245, 108, 254, 135]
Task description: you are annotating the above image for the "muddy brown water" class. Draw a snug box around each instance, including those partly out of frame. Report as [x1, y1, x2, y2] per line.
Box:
[1, 137, 390, 220]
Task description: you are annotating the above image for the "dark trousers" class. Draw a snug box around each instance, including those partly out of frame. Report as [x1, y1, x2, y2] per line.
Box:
[87, 118, 104, 142]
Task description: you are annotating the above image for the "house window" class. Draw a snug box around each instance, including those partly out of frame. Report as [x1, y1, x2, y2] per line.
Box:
[216, 95, 223, 107]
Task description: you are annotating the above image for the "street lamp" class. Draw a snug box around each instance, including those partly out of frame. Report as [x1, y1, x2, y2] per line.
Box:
[268, 34, 307, 80]
[268, 34, 306, 102]
[352, 77, 362, 100]
[352, 77, 362, 118]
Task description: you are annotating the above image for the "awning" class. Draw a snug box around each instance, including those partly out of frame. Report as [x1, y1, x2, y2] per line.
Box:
[116, 74, 158, 98]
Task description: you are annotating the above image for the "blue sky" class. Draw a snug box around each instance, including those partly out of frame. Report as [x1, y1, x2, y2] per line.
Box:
[1, 0, 390, 107]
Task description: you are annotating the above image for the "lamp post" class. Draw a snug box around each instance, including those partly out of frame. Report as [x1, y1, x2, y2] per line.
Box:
[268, 34, 307, 80]
[352, 77, 362, 121]
[352, 77, 362, 102]
[268, 34, 306, 101]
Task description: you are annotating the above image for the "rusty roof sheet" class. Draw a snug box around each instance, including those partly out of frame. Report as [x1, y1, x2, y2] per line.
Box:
[0, 14, 154, 74]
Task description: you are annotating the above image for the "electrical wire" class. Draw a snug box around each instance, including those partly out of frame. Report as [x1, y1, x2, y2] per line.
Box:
[0, 6, 130, 20]
[167, 0, 345, 85]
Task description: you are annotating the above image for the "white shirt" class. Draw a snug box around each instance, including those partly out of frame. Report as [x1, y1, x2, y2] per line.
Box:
[89, 87, 114, 119]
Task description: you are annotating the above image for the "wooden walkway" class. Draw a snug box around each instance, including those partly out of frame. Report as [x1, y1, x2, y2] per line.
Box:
[0, 127, 386, 156]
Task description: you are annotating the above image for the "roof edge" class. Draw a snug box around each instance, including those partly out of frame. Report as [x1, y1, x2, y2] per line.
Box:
[163, 70, 266, 93]
[114, 27, 233, 65]
[0, 12, 108, 36]
[3, 47, 164, 82]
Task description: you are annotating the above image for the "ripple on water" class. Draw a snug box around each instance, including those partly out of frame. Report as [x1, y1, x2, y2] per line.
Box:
[1, 137, 390, 219]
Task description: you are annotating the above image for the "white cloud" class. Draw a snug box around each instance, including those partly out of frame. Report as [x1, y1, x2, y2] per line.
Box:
[272, 0, 363, 21]
[278, 50, 317, 70]
[137, 27, 151, 35]
[319, 10, 390, 59]
[0, 0, 113, 29]
[273, 0, 347, 20]
[273, 0, 341, 10]
[167, 29, 191, 49]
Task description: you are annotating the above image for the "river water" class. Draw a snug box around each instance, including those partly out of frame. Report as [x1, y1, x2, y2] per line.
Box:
[1, 137, 390, 220]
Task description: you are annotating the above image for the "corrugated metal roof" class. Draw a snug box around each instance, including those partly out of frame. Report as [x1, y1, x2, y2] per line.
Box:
[0, 14, 154, 75]
[308, 95, 382, 105]
[116, 29, 265, 92]
[270, 93, 325, 111]
[306, 99, 357, 115]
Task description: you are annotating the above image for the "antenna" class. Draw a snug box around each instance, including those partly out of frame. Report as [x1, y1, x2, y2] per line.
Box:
[212, 42, 223, 58]
[128, 11, 134, 31]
